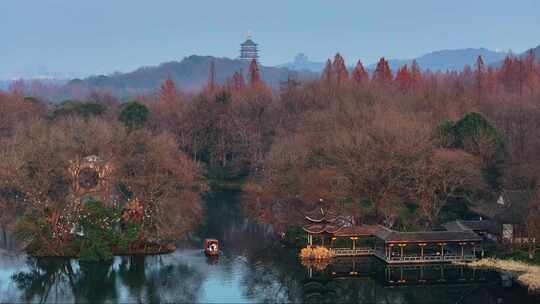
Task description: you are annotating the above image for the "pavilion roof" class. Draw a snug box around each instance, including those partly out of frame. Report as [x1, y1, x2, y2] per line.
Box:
[241, 39, 258, 46]
[302, 223, 344, 234]
[333, 225, 381, 237]
[375, 226, 481, 244]
[443, 220, 500, 234]
[303, 206, 339, 223]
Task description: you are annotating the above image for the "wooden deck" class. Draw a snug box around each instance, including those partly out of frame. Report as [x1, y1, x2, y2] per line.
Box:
[330, 247, 477, 264]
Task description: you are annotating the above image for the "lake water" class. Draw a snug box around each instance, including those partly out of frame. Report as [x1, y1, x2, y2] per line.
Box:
[1, 188, 539, 303]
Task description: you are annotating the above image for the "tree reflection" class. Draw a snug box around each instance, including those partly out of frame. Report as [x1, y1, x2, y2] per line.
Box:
[11, 258, 77, 303]
[73, 261, 117, 303]
[11, 257, 117, 303]
[10, 254, 206, 303]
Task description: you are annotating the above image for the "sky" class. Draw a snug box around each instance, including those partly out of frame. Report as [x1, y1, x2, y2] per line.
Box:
[0, 0, 539, 79]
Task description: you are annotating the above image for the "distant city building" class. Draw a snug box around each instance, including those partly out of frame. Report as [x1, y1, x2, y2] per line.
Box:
[239, 34, 259, 61]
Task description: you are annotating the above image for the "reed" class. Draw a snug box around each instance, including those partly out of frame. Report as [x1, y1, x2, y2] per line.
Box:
[299, 246, 334, 260]
[464, 258, 540, 291]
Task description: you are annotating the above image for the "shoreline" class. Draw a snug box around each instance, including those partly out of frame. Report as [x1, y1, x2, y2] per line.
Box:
[456, 258, 540, 292]
[26, 243, 177, 260]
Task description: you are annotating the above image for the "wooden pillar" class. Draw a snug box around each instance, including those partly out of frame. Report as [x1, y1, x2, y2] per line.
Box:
[440, 243, 445, 260]
[398, 244, 406, 260]
[460, 243, 465, 259]
[419, 243, 426, 259]
[351, 237, 357, 250]
[308, 234, 313, 246]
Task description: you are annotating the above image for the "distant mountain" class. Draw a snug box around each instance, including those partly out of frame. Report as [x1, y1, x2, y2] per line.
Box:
[369, 48, 508, 72]
[490, 45, 540, 67]
[278, 53, 326, 73]
[67, 55, 316, 97]
[530, 45, 540, 57]
[280, 48, 509, 74]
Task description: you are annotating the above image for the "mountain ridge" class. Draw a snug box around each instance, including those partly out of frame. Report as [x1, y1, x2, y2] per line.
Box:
[66, 55, 317, 97]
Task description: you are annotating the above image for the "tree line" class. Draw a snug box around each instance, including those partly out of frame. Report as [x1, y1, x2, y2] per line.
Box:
[1, 54, 540, 257]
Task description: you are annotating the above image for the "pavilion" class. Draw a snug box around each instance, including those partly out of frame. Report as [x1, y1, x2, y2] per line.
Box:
[302, 205, 484, 264]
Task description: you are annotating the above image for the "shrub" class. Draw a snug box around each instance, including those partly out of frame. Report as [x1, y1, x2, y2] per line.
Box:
[118, 101, 148, 130]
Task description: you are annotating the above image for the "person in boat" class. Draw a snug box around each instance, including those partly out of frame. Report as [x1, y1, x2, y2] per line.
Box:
[204, 239, 219, 255]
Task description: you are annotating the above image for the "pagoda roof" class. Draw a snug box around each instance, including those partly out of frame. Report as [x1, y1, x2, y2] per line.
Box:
[241, 39, 257, 46]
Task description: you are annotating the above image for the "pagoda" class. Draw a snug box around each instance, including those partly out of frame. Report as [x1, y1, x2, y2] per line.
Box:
[302, 200, 347, 246]
[239, 33, 259, 61]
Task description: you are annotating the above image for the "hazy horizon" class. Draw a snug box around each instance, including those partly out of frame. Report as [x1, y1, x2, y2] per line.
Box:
[1, 0, 539, 79]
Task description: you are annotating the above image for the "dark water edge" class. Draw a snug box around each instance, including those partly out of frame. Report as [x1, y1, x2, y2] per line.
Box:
[1, 188, 539, 303]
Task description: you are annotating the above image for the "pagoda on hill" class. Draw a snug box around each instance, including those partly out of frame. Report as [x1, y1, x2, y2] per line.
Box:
[239, 33, 259, 61]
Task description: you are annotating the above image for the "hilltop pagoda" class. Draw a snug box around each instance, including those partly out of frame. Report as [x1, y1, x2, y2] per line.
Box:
[239, 34, 259, 61]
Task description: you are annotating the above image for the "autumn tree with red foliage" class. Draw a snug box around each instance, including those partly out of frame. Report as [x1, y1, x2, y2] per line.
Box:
[248, 59, 262, 86]
[395, 65, 412, 91]
[410, 60, 422, 90]
[351, 60, 369, 84]
[159, 77, 181, 104]
[372, 57, 393, 84]
[227, 71, 246, 91]
[332, 53, 349, 84]
[321, 59, 334, 84]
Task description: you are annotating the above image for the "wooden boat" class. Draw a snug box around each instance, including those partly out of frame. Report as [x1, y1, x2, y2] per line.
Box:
[204, 238, 220, 256]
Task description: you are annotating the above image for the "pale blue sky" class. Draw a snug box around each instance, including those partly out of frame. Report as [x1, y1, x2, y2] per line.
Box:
[1, 0, 539, 78]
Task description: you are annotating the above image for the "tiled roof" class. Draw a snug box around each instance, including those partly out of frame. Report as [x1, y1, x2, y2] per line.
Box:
[333, 225, 381, 237]
[375, 226, 481, 243]
[303, 223, 344, 234]
[443, 220, 499, 234]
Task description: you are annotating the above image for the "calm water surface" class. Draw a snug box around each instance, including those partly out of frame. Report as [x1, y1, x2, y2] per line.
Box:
[1, 188, 539, 303]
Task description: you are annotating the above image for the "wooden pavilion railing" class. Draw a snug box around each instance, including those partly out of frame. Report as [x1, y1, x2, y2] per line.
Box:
[330, 247, 374, 256]
[380, 253, 476, 263]
[331, 248, 477, 263]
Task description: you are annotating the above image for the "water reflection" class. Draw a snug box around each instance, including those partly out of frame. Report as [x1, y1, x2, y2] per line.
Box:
[0, 188, 539, 303]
